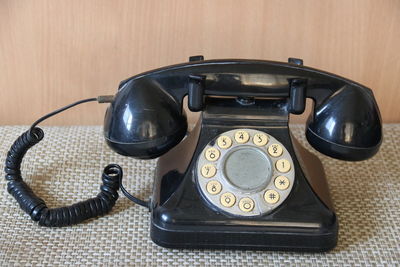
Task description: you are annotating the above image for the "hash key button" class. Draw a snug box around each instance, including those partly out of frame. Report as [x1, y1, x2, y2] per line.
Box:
[264, 189, 280, 204]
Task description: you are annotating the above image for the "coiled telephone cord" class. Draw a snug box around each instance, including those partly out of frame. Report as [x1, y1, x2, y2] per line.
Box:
[4, 97, 150, 227]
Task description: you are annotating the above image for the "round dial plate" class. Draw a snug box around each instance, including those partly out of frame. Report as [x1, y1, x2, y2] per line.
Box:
[196, 129, 295, 217]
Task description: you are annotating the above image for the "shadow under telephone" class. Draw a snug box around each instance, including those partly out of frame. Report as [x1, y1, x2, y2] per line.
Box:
[4, 56, 382, 251]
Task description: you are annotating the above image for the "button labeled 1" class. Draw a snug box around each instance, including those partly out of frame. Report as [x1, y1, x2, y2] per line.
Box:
[276, 159, 291, 173]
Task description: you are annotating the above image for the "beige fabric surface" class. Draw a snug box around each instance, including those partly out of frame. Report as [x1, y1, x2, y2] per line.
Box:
[0, 125, 399, 266]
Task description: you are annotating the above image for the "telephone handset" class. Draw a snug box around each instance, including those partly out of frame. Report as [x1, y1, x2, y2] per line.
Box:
[5, 57, 382, 251]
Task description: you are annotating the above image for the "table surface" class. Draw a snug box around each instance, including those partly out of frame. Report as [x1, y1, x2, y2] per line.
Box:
[0, 125, 399, 266]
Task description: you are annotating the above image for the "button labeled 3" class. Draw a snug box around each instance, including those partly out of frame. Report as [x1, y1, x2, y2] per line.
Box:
[253, 133, 268, 146]
[234, 130, 249, 144]
[239, 197, 255, 212]
[205, 147, 220, 161]
[217, 136, 232, 149]
[206, 181, 222, 195]
[201, 164, 216, 178]
[220, 192, 236, 207]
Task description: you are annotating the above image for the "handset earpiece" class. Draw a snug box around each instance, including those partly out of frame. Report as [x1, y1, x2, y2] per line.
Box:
[104, 78, 188, 159]
[306, 85, 382, 161]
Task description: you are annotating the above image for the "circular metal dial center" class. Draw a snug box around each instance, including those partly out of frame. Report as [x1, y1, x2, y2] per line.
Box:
[224, 147, 271, 191]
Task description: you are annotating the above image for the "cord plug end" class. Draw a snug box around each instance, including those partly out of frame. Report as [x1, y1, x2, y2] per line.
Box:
[97, 95, 115, 103]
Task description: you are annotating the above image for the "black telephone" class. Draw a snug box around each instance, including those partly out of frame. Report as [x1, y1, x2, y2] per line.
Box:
[5, 57, 382, 252]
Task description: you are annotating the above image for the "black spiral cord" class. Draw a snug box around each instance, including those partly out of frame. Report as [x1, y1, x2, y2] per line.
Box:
[4, 97, 150, 227]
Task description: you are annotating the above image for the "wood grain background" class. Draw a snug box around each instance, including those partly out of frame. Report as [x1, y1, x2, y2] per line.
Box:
[1, 0, 399, 125]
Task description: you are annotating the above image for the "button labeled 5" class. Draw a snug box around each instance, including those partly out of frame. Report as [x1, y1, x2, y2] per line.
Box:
[217, 136, 232, 149]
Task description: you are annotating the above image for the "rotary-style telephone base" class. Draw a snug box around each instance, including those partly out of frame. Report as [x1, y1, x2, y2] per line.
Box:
[150, 98, 338, 251]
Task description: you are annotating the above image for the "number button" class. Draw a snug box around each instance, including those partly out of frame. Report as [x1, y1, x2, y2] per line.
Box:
[201, 164, 217, 178]
[264, 189, 280, 204]
[220, 192, 236, 207]
[234, 130, 249, 144]
[268, 144, 283, 157]
[206, 181, 222, 195]
[274, 176, 290, 190]
[253, 133, 268, 146]
[276, 159, 291, 173]
[217, 135, 232, 149]
[238, 197, 255, 212]
[205, 147, 220, 161]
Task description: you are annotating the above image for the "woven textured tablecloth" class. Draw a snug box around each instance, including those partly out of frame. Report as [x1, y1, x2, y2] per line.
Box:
[0, 125, 399, 266]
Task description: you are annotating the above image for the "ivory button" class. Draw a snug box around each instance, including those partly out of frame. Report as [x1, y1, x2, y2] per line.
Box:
[274, 176, 290, 190]
[206, 181, 222, 195]
[238, 197, 255, 212]
[264, 189, 280, 204]
[201, 164, 217, 178]
[268, 144, 283, 157]
[205, 147, 220, 161]
[276, 159, 291, 173]
[217, 135, 232, 149]
[234, 130, 250, 144]
[253, 133, 269, 146]
[220, 192, 236, 207]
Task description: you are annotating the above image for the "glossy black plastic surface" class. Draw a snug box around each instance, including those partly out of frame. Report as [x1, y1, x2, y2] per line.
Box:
[112, 58, 382, 161]
[306, 85, 382, 161]
[150, 98, 337, 251]
[104, 78, 187, 159]
[101, 58, 382, 250]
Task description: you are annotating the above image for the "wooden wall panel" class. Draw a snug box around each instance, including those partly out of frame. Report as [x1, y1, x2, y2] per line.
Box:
[0, 0, 399, 125]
